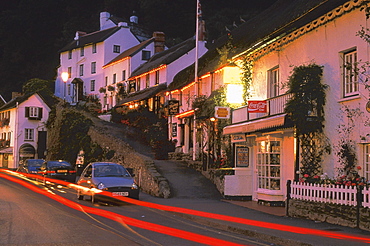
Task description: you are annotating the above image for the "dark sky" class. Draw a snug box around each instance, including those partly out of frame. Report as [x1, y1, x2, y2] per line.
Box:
[0, 0, 278, 100]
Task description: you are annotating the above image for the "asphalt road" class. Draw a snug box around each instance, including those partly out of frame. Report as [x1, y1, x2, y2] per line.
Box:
[0, 172, 275, 246]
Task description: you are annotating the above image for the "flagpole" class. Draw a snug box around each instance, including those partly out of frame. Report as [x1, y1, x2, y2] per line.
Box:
[193, 0, 200, 161]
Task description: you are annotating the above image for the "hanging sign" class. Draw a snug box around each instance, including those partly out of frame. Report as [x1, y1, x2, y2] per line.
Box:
[168, 100, 180, 115]
[215, 106, 230, 119]
[248, 100, 267, 113]
[366, 101, 370, 113]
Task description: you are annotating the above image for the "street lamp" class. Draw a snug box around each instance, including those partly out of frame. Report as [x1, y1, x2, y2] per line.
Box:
[61, 72, 69, 101]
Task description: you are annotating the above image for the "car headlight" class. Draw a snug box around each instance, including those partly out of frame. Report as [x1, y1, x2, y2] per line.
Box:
[97, 182, 107, 190]
[132, 183, 139, 189]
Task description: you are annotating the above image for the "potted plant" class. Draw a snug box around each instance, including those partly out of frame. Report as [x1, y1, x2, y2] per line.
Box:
[99, 87, 106, 93]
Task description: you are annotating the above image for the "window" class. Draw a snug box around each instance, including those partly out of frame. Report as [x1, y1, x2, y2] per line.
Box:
[7, 132, 11, 141]
[79, 64, 84, 76]
[137, 78, 141, 91]
[268, 67, 280, 98]
[113, 74, 117, 84]
[142, 50, 151, 60]
[25, 107, 42, 120]
[113, 45, 120, 53]
[92, 43, 97, 53]
[343, 50, 359, 97]
[25, 128, 34, 141]
[67, 84, 71, 95]
[105, 76, 108, 86]
[155, 71, 159, 85]
[146, 74, 150, 88]
[91, 62, 96, 74]
[80, 47, 84, 57]
[122, 70, 126, 81]
[68, 67, 72, 78]
[257, 140, 281, 190]
[365, 144, 370, 181]
[68, 50, 72, 59]
[91, 80, 95, 91]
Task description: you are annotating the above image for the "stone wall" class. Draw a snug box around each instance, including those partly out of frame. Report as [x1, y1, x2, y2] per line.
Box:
[88, 123, 171, 198]
[288, 199, 370, 231]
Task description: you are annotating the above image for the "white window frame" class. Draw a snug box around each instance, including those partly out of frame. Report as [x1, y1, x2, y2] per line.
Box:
[343, 50, 359, 97]
[28, 107, 39, 118]
[91, 80, 95, 92]
[79, 64, 84, 76]
[92, 43, 97, 53]
[365, 144, 370, 181]
[256, 139, 281, 191]
[91, 62, 96, 74]
[25, 128, 34, 141]
[80, 47, 84, 57]
[268, 66, 280, 98]
[113, 45, 120, 53]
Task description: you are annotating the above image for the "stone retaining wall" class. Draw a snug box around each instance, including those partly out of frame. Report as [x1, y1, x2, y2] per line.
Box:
[288, 199, 370, 231]
[88, 119, 171, 198]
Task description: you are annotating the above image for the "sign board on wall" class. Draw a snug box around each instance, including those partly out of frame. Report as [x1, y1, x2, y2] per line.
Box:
[215, 106, 230, 119]
[231, 134, 246, 143]
[235, 145, 249, 167]
[248, 100, 267, 113]
[168, 100, 179, 115]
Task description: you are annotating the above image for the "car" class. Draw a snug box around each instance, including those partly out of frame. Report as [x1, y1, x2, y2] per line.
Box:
[38, 160, 76, 182]
[17, 159, 44, 174]
[76, 162, 139, 203]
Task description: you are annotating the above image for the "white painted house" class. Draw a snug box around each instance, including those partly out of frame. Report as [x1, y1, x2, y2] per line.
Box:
[55, 12, 152, 108]
[0, 91, 54, 169]
[168, 0, 370, 203]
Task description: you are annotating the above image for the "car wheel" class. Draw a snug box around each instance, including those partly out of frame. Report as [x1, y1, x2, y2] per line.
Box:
[77, 190, 84, 200]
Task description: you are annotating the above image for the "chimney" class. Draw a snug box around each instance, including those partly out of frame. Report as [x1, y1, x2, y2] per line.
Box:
[100, 12, 111, 30]
[12, 92, 23, 99]
[130, 11, 138, 24]
[74, 31, 87, 41]
[153, 32, 165, 53]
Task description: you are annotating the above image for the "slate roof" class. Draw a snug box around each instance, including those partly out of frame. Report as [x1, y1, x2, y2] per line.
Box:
[0, 90, 57, 111]
[169, 0, 352, 91]
[130, 37, 196, 78]
[104, 37, 155, 67]
[117, 83, 167, 105]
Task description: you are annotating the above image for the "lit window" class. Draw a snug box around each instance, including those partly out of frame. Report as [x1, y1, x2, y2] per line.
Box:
[343, 50, 358, 97]
[137, 78, 141, 91]
[155, 71, 159, 85]
[68, 67, 72, 78]
[25, 128, 34, 141]
[146, 74, 150, 88]
[257, 140, 281, 191]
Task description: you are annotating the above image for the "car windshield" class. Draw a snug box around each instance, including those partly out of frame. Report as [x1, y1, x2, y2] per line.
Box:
[27, 159, 43, 167]
[47, 161, 72, 168]
[94, 164, 131, 177]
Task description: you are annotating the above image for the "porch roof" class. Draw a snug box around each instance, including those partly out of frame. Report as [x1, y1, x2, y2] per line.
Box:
[117, 83, 167, 105]
[223, 114, 288, 135]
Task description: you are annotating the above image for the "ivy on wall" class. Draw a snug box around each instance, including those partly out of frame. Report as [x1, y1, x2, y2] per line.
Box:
[284, 64, 330, 179]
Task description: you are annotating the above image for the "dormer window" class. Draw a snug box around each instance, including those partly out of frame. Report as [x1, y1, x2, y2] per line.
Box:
[25, 107, 43, 120]
[80, 47, 84, 57]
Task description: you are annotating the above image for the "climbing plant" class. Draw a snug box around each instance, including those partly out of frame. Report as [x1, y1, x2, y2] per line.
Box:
[240, 59, 253, 104]
[284, 64, 330, 178]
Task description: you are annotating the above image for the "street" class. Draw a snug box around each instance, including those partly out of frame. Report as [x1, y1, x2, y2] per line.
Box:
[0, 171, 273, 246]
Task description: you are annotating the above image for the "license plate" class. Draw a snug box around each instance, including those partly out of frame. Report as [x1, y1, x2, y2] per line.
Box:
[57, 170, 68, 173]
[112, 192, 129, 197]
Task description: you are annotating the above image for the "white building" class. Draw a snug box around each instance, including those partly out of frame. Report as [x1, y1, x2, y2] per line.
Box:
[168, 0, 370, 204]
[0, 92, 53, 169]
[55, 12, 152, 108]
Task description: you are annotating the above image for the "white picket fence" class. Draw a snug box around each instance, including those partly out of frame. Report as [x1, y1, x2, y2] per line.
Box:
[362, 187, 370, 208]
[290, 181, 358, 206]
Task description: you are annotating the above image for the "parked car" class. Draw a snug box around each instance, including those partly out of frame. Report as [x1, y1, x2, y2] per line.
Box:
[76, 162, 139, 203]
[17, 159, 44, 174]
[38, 160, 76, 182]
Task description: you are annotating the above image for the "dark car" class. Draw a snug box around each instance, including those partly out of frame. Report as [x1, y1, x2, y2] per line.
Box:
[77, 162, 139, 203]
[17, 159, 44, 174]
[38, 160, 76, 182]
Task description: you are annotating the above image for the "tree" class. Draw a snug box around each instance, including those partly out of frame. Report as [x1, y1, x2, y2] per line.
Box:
[22, 78, 54, 95]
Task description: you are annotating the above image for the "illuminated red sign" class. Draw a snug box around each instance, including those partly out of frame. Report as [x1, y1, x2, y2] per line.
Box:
[248, 100, 267, 113]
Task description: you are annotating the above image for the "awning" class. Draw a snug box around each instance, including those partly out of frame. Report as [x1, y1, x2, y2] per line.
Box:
[118, 83, 167, 105]
[0, 147, 13, 154]
[223, 114, 288, 135]
[71, 78, 84, 84]
[19, 144, 36, 158]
